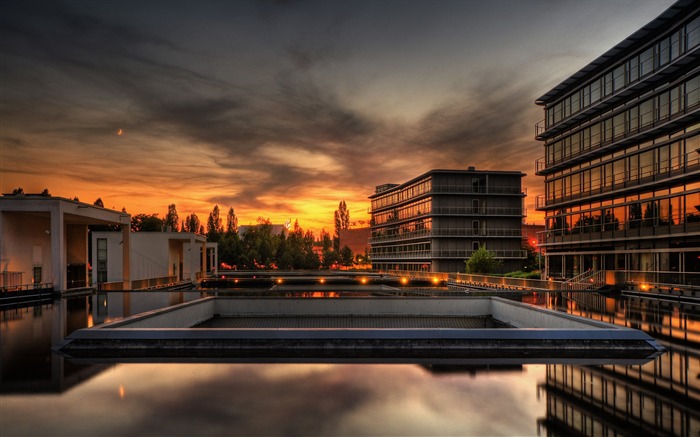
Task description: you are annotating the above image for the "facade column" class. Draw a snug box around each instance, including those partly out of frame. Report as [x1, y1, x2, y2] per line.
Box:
[189, 235, 197, 284]
[50, 203, 66, 291]
[200, 240, 206, 280]
[122, 224, 131, 290]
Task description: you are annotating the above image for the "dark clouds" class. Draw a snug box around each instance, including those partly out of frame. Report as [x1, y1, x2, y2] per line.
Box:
[0, 0, 676, 229]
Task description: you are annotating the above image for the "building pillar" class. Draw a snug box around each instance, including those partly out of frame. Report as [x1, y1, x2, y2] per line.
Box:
[200, 240, 206, 279]
[50, 204, 66, 291]
[189, 235, 197, 284]
[122, 224, 131, 290]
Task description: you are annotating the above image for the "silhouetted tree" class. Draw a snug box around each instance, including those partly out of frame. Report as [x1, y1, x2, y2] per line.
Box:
[183, 213, 201, 233]
[333, 200, 350, 250]
[225, 207, 238, 234]
[131, 214, 163, 232]
[207, 205, 223, 241]
[40, 188, 51, 196]
[11, 187, 24, 195]
[93, 198, 104, 208]
[164, 204, 179, 231]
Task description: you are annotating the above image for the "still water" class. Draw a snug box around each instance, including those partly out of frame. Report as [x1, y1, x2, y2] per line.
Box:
[1, 290, 698, 436]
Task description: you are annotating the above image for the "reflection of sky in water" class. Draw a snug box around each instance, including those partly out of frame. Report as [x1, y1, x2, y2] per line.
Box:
[2, 363, 545, 436]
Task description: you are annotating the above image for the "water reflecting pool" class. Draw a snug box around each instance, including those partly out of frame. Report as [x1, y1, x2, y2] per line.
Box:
[1, 290, 699, 436]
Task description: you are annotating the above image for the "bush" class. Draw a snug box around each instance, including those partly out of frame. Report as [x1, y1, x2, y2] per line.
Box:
[465, 246, 502, 274]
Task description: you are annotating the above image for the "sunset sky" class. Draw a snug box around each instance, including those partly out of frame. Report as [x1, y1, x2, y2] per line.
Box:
[1, 0, 675, 235]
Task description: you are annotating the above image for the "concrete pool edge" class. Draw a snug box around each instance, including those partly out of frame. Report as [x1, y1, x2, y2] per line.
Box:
[57, 296, 666, 363]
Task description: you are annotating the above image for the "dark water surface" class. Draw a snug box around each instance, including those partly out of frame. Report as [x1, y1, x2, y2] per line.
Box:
[1, 290, 698, 436]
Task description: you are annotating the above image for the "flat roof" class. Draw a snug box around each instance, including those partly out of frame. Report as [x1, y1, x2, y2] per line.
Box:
[370, 168, 526, 199]
[536, 0, 698, 105]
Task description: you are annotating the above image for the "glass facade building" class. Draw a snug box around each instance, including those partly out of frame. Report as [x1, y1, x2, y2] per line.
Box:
[535, 0, 700, 289]
[369, 168, 526, 273]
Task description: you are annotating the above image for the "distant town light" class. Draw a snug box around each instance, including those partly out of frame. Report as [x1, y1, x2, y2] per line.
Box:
[400, 277, 408, 285]
[319, 278, 326, 284]
[360, 278, 367, 284]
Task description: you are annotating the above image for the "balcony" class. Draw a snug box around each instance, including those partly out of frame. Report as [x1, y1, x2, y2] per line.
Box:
[431, 206, 525, 216]
[370, 249, 527, 260]
[537, 148, 700, 210]
[431, 185, 526, 196]
[369, 228, 524, 244]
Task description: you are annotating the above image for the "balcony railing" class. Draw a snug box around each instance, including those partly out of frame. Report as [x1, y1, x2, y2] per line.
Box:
[369, 228, 524, 244]
[370, 249, 527, 260]
[537, 149, 700, 209]
[432, 206, 525, 216]
[431, 185, 526, 195]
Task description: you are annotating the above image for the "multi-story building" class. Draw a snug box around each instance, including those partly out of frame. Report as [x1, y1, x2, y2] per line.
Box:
[535, 0, 700, 289]
[369, 168, 526, 274]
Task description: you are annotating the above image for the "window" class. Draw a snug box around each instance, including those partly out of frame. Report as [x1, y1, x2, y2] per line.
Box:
[472, 220, 480, 236]
[686, 16, 700, 50]
[686, 76, 700, 108]
[472, 241, 480, 251]
[472, 199, 479, 212]
[614, 65, 626, 90]
[658, 37, 670, 66]
[639, 47, 654, 78]
[33, 266, 42, 287]
[97, 238, 108, 283]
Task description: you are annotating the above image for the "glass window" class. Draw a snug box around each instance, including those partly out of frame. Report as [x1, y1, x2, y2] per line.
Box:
[627, 106, 639, 133]
[628, 154, 639, 182]
[640, 99, 654, 127]
[658, 37, 670, 66]
[591, 78, 601, 103]
[613, 113, 625, 139]
[640, 150, 655, 178]
[686, 16, 700, 50]
[686, 76, 700, 108]
[658, 92, 669, 121]
[670, 85, 683, 115]
[670, 141, 684, 170]
[604, 72, 614, 96]
[671, 30, 682, 60]
[614, 65, 626, 90]
[639, 47, 654, 78]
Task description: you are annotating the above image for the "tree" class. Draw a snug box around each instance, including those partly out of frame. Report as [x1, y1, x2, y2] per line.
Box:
[11, 187, 24, 195]
[164, 204, 179, 231]
[40, 188, 51, 196]
[207, 205, 223, 241]
[183, 213, 201, 233]
[340, 245, 354, 268]
[465, 246, 502, 274]
[333, 200, 350, 250]
[225, 207, 238, 234]
[131, 213, 163, 232]
[94, 198, 104, 208]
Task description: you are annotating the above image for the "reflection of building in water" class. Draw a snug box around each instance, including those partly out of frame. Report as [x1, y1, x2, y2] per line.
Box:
[538, 292, 700, 436]
[538, 347, 700, 436]
[0, 298, 109, 393]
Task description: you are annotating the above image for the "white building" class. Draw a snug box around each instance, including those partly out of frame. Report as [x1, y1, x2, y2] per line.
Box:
[91, 231, 215, 289]
[1, 195, 131, 292]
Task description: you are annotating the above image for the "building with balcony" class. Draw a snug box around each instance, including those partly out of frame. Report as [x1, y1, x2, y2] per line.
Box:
[534, 0, 700, 289]
[369, 168, 526, 274]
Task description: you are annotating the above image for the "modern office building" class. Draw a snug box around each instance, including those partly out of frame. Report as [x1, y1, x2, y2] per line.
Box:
[535, 0, 700, 289]
[369, 168, 526, 274]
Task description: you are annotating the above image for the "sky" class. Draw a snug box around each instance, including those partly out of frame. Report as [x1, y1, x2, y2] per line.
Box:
[1, 0, 677, 235]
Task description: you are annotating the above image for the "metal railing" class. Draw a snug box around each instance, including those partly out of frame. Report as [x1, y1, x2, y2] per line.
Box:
[369, 228, 524, 244]
[431, 185, 526, 195]
[370, 250, 527, 260]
